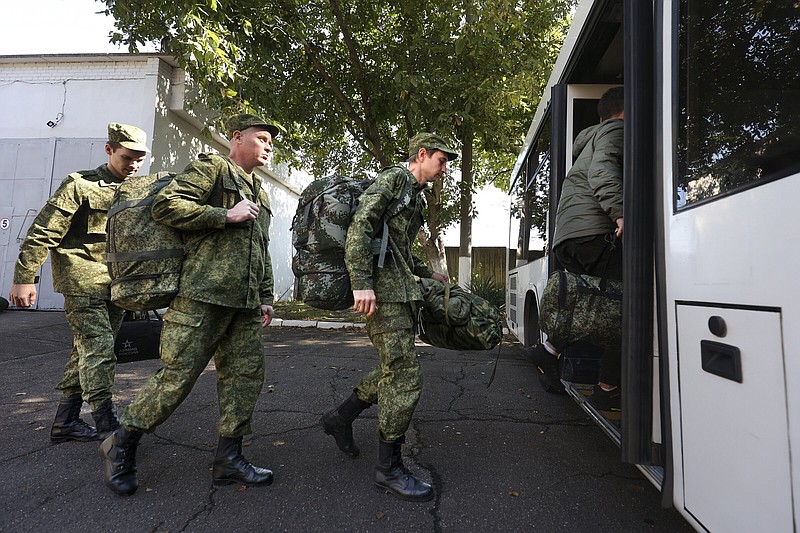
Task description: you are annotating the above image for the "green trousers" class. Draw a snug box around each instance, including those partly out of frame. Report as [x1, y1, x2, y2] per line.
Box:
[121, 296, 265, 438]
[58, 295, 125, 409]
[356, 302, 422, 441]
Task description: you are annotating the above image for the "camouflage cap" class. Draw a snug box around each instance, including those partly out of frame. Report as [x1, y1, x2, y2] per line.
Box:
[107, 123, 149, 153]
[225, 113, 279, 138]
[409, 132, 459, 161]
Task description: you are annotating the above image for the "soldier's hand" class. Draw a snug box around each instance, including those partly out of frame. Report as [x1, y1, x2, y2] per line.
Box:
[352, 290, 377, 317]
[226, 199, 259, 223]
[261, 304, 274, 327]
[431, 272, 449, 283]
[9, 283, 37, 308]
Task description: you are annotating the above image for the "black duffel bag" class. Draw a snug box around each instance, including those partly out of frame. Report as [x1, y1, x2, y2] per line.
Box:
[114, 310, 163, 364]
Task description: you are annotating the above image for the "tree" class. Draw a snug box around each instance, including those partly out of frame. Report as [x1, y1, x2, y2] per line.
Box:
[102, 0, 572, 278]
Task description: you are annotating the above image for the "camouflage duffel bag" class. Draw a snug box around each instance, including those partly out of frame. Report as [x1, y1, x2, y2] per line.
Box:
[539, 270, 623, 348]
[416, 278, 503, 351]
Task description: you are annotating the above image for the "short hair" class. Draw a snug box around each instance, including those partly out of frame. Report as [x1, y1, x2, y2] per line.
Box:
[408, 148, 450, 164]
[598, 87, 624, 121]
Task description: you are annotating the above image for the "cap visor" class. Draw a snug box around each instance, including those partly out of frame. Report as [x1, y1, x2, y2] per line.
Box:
[119, 141, 150, 153]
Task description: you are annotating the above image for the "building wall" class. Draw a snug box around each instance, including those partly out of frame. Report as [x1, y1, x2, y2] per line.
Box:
[0, 54, 300, 309]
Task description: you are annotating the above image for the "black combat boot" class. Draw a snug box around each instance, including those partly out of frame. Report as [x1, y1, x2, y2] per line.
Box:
[100, 426, 143, 496]
[212, 436, 273, 487]
[374, 436, 433, 502]
[91, 399, 120, 440]
[320, 393, 371, 457]
[50, 393, 98, 443]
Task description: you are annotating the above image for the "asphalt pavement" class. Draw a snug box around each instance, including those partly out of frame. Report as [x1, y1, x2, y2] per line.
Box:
[0, 309, 693, 532]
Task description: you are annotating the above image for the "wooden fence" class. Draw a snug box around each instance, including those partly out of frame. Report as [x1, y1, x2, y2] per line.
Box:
[444, 247, 508, 284]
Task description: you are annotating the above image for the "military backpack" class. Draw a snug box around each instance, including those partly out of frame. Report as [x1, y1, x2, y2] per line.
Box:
[290, 173, 411, 310]
[106, 171, 183, 311]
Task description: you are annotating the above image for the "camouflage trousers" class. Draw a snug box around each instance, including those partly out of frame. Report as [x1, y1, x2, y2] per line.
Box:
[356, 302, 421, 441]
[121, 296, 265, 438]
[58, 295, 125, 409]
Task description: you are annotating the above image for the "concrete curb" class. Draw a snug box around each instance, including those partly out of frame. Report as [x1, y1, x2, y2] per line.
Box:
[269, 318, 365, 329]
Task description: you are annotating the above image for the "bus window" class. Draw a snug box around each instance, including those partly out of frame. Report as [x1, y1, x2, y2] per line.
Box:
[510, 129, 550, 268]
[677, 0, 800, 209]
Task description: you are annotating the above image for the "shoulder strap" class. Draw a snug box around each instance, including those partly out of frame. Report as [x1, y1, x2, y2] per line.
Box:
[222, 157, 254, 200]
[375, 176, 414, 268]
[107, 172, 177, 219]
[587, 232, 618, 291]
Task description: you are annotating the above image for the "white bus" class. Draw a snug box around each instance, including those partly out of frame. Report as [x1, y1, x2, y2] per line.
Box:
[506, 0, 800, 530]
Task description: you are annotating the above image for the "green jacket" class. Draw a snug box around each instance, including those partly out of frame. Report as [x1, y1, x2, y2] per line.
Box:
[13, 164, 123, 298]
[151, 153, 274, 309]
[345, 165, 433, 303]
[553, 118, 624, 248]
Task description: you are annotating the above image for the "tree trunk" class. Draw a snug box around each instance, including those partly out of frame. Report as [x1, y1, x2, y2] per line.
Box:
[418, 228, 449, 276]
[419, 180, 450, 278]
[458, 131, 474, 289]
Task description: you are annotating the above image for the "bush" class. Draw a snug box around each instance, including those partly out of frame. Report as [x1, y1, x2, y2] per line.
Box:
[467, 273, 505, 311]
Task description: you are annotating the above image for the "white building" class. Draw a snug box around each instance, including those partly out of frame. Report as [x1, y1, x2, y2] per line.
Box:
[0, 53, 302, 310]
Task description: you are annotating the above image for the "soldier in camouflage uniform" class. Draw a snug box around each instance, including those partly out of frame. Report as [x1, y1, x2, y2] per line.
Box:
[8, 123, 149, 443]
[100, 114, 278, 497]
[321, 132, 458, 502]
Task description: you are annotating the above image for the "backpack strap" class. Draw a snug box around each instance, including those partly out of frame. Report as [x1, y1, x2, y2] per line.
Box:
[375, 177, 414, 268]
[107, 172, 175, 219]
[223, 158, 257, 201]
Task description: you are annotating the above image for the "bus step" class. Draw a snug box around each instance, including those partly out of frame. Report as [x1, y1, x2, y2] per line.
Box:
[563, 381, 622, 445]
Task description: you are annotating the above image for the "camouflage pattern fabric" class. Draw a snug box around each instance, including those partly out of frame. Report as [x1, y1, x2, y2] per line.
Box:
[120, 296, 265, 437]
[58, 295, 125, 409]
[345, 166, 433, 302]
[106, 172, 184, 311]
[291, 175, 374, 310]
[539, 270, 623, 348]
[355, 302, 421, 441]
[417, 278, 503, 351]
[344, 165, 435, 441]
[13, 164, 124, 298]
[152, 153, 274, 308]
[417, 278, 471, 325]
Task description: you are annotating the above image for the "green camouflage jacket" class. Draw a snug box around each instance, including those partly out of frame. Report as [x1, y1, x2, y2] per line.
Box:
[553, 118, 623, 248]
[13, 164, 123, 298]
[345, 165, 433, 303]
[151, 153, 274, 309]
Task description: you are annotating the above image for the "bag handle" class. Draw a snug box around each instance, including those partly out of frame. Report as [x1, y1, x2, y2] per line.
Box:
[587, 231, 618, 292]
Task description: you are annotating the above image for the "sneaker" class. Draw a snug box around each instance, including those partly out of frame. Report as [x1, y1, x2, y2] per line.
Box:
[587, 385, 621, 411]
[527, 344, 564, 393]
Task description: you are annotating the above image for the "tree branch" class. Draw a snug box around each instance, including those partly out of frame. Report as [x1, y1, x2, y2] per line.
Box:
[328, 0, 387, 165]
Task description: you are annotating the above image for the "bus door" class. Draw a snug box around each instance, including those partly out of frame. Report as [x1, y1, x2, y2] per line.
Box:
[550, 84, 637, 439]
[550, 83, 623, 268]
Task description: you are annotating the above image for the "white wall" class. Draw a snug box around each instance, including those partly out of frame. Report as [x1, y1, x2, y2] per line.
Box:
[0, 54, 300, 309]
